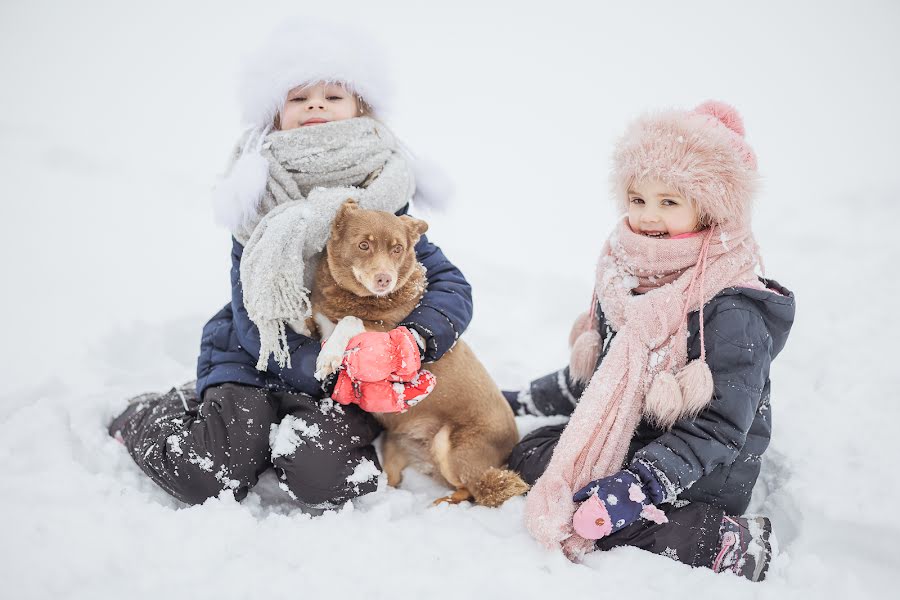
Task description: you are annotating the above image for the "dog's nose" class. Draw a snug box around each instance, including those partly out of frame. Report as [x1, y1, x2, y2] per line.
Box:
[375, 273, 393, 289]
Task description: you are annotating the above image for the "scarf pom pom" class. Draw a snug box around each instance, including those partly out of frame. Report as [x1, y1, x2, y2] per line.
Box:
[644, 371, 683, 429]
[644, 361, 715, 429]
[568, 311, 594, 347]
[675, 359, 714, 417]
[569, 330, 601, 384]
[212, 149, 270, 232]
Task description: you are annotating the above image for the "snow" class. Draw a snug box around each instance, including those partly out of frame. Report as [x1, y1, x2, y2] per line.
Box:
[346, 458, 381, 485]
[165, 433, 183, 456]
[2, 1, 900, 599]
[270, 415, 323, 459]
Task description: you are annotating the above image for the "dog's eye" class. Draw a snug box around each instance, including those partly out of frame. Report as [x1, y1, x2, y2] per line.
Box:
[392, 244, 403, 254]
[358, 241, 369, 251]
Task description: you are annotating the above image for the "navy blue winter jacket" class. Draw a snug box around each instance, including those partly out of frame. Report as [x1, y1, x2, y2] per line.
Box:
[510, 279, 795, 515]
[196, 207, 473, 399]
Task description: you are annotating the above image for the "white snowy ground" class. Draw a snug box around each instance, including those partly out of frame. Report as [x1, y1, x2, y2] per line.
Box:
[2, 1, 899, 598]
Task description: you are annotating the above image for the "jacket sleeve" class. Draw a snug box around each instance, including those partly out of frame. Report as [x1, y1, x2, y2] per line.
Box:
[399, 234, 473, 362]
[229, 238, 324, 398]
[516, 305, 608, 416]
[630, 307, 773, 501]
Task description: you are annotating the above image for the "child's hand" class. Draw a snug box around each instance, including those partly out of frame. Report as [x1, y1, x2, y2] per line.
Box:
[332, 368, 436, 413]
[330, 326, 436, 413]
[340, 327, 422, 382]
[571, 468, 668, 540]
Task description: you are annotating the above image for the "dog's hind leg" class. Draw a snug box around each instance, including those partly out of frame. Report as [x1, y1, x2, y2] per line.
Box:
[431, 425, 529, 507]
[382, 434, 409, 488]
[432, 487, 473, 506]
[431, 426, 459, 484]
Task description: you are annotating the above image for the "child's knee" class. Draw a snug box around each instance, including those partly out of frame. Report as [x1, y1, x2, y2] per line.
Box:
[272, 445, 381, 506]
[172, 468, 230, 505]
[138, 421, 272, 505]
[270, 392, 382, 505]
[138, 443, 234, 505]
[508, 423, 566, 485]
[171, 459, 266, 505]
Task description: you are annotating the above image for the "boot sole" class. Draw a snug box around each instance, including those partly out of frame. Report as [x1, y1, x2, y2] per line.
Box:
[751, 516, 773, 582]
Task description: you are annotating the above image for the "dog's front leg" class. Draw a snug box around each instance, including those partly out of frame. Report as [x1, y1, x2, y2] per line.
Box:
[314, 315, 365, 380]
[313, 313, 337, 340]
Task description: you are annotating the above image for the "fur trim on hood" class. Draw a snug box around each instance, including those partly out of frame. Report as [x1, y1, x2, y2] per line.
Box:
[612, 101, 759, 227]
[238, 18, 393, 129]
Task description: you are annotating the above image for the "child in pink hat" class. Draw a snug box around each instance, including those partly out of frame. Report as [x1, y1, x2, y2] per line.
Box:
[506, 101, 795, 582]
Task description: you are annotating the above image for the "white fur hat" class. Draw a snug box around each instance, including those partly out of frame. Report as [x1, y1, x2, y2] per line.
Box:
[238, 18, 393, 128]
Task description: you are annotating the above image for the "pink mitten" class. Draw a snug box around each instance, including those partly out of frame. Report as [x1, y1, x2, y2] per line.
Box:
[341, 327, 422, 381]
[332, 327, 436, 413]
[572, 493, 613, 539]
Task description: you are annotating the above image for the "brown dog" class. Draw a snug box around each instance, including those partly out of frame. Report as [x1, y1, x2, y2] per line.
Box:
[311, 200, 528, 507]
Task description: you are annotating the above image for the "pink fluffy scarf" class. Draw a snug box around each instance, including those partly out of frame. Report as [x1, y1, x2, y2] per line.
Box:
[524, 217, 761, 559]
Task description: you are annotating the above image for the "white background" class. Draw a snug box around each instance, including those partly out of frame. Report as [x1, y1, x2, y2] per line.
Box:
[1, 1, 898, 598]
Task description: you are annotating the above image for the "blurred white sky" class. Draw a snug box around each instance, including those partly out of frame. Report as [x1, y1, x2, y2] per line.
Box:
[1, 0, 898, 388]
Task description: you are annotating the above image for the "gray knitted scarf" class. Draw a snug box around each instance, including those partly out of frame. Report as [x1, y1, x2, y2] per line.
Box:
[236, 117, 414, 370]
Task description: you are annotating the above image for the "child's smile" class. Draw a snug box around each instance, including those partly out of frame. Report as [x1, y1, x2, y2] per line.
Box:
[279, 82, 360, 130]
[627, 179, 701, 239]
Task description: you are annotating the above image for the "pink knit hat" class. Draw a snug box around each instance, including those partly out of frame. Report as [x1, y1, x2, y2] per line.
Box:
[612, 101, 759, 227]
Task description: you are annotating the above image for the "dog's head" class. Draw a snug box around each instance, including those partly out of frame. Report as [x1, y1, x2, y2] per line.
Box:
[325, 200, 429, 297]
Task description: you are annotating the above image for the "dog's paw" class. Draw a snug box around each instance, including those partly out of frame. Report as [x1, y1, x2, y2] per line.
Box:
[314, 350, 344, 380]
[314, 316, 365, 380]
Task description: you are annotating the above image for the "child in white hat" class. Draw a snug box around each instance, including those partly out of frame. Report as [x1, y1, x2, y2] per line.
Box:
[109, 20, 473, 510]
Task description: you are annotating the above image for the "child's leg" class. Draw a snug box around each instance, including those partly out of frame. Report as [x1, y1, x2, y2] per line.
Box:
[507, 423, 567, 485]
[595, 501, 726, 569]
[270, 392, 382, 508]
[596, 502, 773, 580]
[111, 383, 277, 504]
[511, 427, 771, 578]
[505, 367, 587, 416]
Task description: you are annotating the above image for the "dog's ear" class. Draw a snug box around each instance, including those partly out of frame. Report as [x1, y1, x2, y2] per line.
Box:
[331, 199, 360, 238]
[399, 215, 429, 244]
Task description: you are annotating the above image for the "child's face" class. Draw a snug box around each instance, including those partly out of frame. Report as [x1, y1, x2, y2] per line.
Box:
[278, 82, 360, 130]
[627, 179, 700, 238]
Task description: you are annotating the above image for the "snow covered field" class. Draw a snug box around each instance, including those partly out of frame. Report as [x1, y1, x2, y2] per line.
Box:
[2, 1, 899, 598]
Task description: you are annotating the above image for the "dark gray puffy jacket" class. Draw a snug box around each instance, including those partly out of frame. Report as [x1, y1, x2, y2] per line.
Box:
[510, 279, 794, 515]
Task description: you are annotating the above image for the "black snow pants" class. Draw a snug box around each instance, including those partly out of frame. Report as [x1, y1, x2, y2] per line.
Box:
[110, 382, 382, 507]
[509, 423, 725, 569]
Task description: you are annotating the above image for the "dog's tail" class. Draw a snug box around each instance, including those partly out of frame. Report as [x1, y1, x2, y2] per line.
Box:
[469, 468, 530, 507]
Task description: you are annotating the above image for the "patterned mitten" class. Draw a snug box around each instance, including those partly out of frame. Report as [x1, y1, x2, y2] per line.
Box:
[572, 466, 668, 540]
